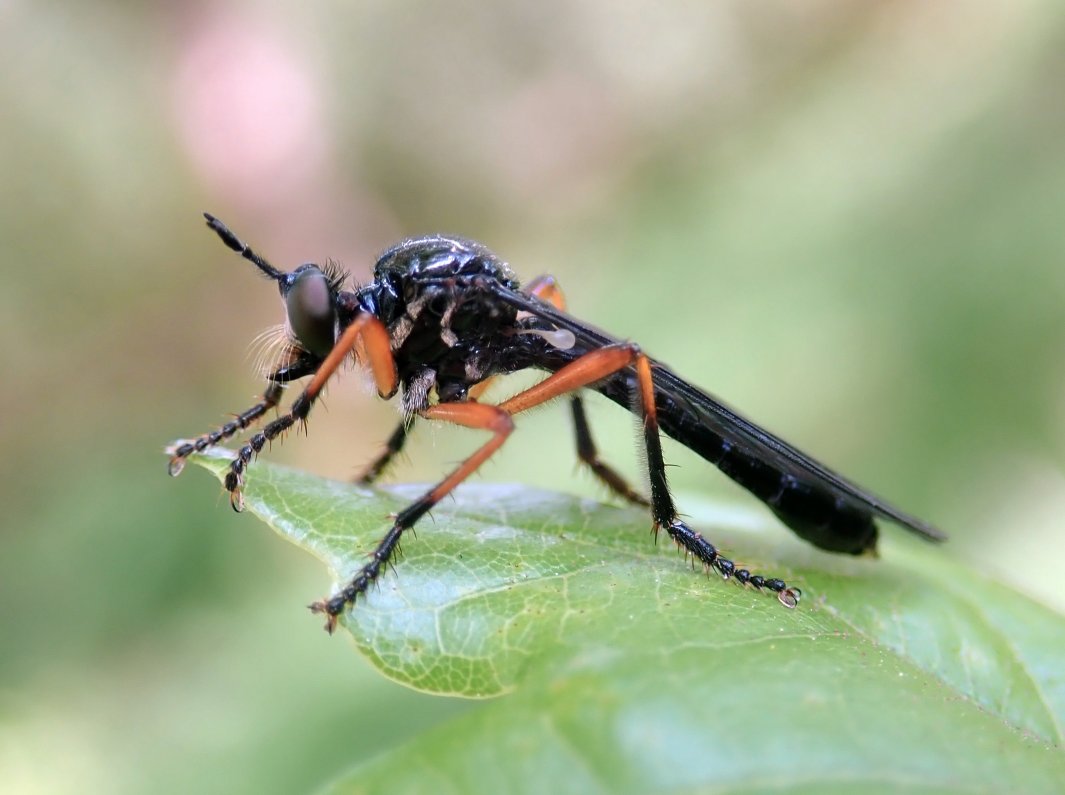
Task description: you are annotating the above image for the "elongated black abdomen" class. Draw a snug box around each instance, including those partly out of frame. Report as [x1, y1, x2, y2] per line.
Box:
[591, 370, 878, 554]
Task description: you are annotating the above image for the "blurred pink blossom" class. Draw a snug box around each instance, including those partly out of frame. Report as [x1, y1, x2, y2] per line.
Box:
[171, 8, 328, 209]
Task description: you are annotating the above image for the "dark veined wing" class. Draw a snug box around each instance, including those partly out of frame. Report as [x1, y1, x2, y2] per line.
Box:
[492, 283, 946, 546]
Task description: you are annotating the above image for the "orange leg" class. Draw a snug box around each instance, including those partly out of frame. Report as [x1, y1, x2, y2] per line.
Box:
[311, 283, 798, 633]
[311, 342, 643, 632]
[527, 275, 649, 507]
[355, 377, 498, 485]
[355, 419, 413, 484]
[525, 274, 566, 309]
[633, 355, 801, 609]
[224, 313, 397, 510]
[467, 377, 496, 402]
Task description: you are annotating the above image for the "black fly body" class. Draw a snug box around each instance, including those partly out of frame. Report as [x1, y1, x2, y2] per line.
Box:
[169, 215, 945, 633]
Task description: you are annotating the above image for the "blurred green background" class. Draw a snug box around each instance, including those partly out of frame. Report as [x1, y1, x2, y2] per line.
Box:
[2, 1, 1063, 793]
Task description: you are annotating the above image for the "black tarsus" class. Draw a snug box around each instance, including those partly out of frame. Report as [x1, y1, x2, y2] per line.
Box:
[357, 419, 414, 485]
[168, 381, 285, 476]
[225, 383, 318, 511]
[629, 351, 801, 608]
[167, 355, 323, 476]
[570, 395, 649, 507]
[310, 497, 433, 633]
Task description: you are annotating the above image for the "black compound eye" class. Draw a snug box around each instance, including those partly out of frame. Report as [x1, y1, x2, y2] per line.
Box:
[285, 265, 336, 357]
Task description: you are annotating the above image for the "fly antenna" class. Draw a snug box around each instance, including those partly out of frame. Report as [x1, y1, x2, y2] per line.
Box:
[203, 212, 285, 282]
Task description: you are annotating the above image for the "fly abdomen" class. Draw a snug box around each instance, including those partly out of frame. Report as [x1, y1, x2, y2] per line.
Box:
[706, 434, 878, 555]
[587, 368, 880, 555]
[764, 475, 877, 555]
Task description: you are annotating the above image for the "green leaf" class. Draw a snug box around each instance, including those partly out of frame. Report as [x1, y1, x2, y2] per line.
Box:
[190, 450, 1065, 794]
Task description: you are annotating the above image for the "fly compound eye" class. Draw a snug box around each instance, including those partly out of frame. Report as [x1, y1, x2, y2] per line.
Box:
[284, 265, 336, 357]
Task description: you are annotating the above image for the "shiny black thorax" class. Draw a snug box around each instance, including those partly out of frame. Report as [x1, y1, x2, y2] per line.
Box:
[349, 236, 525, 407]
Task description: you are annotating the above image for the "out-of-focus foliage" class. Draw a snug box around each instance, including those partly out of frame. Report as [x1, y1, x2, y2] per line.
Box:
[1, 2, 1063, 794]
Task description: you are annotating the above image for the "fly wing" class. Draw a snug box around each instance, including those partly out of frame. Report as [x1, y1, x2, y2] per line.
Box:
[648, 364, 946, 541]
[493, 285, 946, 543]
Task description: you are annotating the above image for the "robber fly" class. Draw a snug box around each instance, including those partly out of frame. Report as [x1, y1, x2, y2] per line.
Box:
[169, 214, 946, 633]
